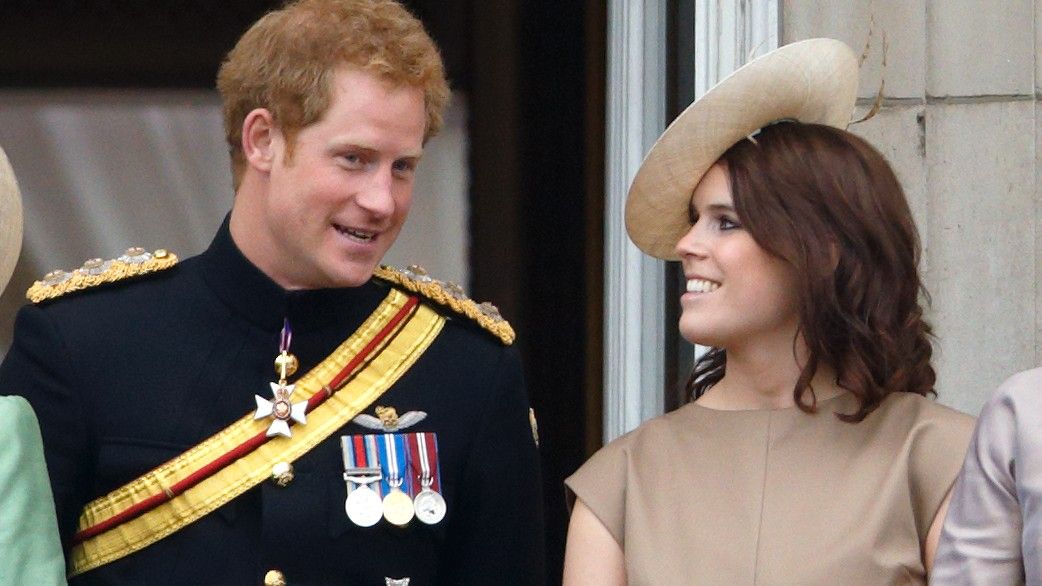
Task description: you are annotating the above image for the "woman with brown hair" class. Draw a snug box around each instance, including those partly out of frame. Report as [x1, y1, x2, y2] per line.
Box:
[563, 39, 974, 585]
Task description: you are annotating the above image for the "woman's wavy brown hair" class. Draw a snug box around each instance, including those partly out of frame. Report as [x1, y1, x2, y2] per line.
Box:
[687, 122, 935, 422]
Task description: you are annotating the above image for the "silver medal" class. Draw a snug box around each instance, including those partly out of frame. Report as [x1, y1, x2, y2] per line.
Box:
[412, 432, 447, 525]
[413, 488, 447, 525]
[341, 436, 384, 527]
[345, 483, 383, 527]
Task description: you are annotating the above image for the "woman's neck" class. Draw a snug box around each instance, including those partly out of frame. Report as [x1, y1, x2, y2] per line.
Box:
[695, 336, 844, 411]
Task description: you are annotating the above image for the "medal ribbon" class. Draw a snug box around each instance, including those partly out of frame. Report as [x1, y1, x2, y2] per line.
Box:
[341, 436, 356, 473]
[407, 432, 442, 493]
[341, 436, 381, 495]
[365, 435, 383, 497]
[279, 318, 292, 354]
[379, 433, 411, 496]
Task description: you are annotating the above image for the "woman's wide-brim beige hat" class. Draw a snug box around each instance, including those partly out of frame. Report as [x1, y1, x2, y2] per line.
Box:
[0, 145, 24, 295]
[626, 37, 859, 260]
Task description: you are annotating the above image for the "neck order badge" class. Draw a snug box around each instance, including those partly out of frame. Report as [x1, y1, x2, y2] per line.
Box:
[255, 319, 307, 437]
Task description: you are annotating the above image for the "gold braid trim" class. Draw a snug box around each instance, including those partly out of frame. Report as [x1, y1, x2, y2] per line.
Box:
[70, 290, 445, 577]
[373, 265, 515, 345]
[26, 248, 178, 304]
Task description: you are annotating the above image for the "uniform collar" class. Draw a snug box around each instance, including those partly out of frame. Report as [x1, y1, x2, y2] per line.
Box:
[197, 216, 385, 334]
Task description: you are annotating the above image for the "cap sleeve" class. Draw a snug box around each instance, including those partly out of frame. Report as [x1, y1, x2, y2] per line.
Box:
[932, 376, 1027, 583]
[565, 435, 632, 547]
[0, 396, 66, 583]
[907, 400, 976, 538]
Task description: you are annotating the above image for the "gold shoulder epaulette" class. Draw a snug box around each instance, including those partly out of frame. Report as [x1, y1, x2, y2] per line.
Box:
[27, 247, 178, 304]
[373, 265, 515, 345]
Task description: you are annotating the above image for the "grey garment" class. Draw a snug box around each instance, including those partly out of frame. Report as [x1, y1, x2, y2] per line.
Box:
[933, 367, 1042, 585]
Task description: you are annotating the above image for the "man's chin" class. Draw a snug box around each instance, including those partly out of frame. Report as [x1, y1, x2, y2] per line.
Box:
[284, 258, 380, 290]
[325, 263, 379, 289]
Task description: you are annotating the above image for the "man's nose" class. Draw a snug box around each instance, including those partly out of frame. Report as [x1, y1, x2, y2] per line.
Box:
[355, 167, 396, 217]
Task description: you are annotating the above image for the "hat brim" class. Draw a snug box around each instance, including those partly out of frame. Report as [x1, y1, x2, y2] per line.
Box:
[0, 146, 24, 295]
[625, 38, 859, 260]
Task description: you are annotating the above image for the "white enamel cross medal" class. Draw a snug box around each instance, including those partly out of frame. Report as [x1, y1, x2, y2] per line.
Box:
[255, 319, 307, 438]
[255, 381, 307, 438]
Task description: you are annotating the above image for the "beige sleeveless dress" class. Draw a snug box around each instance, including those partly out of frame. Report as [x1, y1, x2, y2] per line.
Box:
[566, 392, 974, 585]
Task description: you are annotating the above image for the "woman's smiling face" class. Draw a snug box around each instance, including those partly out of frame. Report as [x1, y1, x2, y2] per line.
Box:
[674, 163, 801, 349]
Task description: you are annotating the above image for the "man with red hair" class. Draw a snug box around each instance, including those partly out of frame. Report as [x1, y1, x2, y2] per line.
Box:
[0, 1, 545, 583]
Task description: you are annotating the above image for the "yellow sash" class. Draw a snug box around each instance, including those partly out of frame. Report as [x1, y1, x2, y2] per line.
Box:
[70, 289, 445, 576]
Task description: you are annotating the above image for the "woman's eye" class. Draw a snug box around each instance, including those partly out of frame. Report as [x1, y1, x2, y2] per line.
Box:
[342, 153, 364, 167]
[719, 216, 740, 230]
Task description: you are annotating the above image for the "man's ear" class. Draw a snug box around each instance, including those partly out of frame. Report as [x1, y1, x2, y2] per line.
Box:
[242, 108, 278, 173]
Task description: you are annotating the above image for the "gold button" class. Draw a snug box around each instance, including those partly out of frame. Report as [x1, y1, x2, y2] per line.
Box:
[271, 462, 294, 487]
[264, 569, 286, 586]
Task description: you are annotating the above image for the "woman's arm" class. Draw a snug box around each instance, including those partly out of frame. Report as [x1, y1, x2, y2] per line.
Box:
[562, 499, 625, 586]
[0, 396, 67, 584]
[923, 488, 953, 572]
[931, 379, 1027, 584]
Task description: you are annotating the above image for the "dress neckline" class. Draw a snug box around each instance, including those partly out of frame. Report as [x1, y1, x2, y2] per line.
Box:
[689, 390, 852, 414]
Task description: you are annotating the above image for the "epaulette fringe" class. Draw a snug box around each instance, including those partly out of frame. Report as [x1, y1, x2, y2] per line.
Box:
[373, 265, 515, 345]
[27, 248, 178, 304]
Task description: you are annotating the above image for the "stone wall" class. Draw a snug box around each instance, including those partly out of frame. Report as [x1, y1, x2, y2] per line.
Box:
[784, 0, 1041, 414]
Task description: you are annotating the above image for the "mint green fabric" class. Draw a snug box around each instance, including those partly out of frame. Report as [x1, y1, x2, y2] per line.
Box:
[0, 396, 66, 584]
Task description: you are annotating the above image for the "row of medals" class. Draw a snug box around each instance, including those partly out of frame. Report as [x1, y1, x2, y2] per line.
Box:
[269, 342, 446, 528]
[344, 467, 446, 528]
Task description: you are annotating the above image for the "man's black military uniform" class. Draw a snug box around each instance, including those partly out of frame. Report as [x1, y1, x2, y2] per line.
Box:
[0, 219, 545, 584]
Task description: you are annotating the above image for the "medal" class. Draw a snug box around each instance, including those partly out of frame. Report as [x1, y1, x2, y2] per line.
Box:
[255, 319, 306, 437]
[413, 488, 446, 525]
[380, 434, 414, 526]
[382, 485, 415, 526]
[409, 432, 446, 525]
[341, 436, 384, 527]
[345, 480, 383, 527]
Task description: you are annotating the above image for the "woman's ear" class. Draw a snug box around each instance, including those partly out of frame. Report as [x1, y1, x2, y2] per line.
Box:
[242, 108, 278, 173]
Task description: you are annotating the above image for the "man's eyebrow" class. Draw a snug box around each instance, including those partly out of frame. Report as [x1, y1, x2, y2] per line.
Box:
[329, 141, 423, 159]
